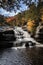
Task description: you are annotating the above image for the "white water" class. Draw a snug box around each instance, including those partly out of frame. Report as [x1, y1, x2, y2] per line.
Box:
[12, 45, 26, 50]
[12, 43, 34, 50]
[12, 26, 42, 50]
[35, 22, 42, 38]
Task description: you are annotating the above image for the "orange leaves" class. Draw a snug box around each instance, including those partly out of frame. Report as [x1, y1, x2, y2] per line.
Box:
[41, 15, 43, 21]
[27, 19, 35, 32]
[5, 17, 15, 22]
[27, 19, 35, 27]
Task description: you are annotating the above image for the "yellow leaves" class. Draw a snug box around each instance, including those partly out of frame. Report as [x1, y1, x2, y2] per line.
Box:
[22, 17, 25, 21]
[27, 19, 35, 32]
[27, 19, 35, 27]
[27, 25, 33, 32]
[41, 15, 43, 21]
[27, 21, 34, 27]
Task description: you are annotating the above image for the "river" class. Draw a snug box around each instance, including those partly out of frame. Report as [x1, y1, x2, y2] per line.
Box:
[0, 47, 43, 65]
[0, 27, 43, 65]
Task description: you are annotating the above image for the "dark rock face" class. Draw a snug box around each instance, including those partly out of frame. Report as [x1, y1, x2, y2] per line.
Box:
[0, 30, 16, 41]
[35, 23, 43, 43]
[25, 41, 36, 47]
[0, 30, 16, 47]
[25, 42, 29, 47]
[37, 28, 43, 43]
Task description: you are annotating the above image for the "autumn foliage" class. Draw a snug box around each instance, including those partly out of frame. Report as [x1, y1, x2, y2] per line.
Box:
[0, 1, 43, 36]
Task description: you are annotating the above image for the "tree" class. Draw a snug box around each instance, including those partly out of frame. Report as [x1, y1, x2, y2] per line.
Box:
[27, 19, 36, 35]
[0, 0, 42, 11]
[0, 0, 21, 12]
[37, 1, 43, 22]
[0, 15, 5, 25]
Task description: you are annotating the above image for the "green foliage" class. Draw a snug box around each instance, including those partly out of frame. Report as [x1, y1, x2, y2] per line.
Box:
[8, 1, 43, 27]
[0, 15, 5, 25]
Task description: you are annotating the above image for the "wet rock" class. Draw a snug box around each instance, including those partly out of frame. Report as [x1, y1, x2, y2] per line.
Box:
[35, 23, 43, 43]
[25, 41, 36, 47]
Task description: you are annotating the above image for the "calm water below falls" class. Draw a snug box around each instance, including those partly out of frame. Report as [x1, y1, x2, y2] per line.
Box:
[0, 47, 43, 65]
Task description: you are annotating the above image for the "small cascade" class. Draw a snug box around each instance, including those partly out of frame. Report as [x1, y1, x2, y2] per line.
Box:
[35, 22, 41, 37]
[13, 26, 37, 48]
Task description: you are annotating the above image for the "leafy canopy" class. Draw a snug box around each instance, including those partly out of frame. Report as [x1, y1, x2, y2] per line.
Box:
[0, 0, 40, 12]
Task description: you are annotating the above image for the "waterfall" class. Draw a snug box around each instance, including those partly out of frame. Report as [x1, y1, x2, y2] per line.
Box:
[13, 26, 40, 48]
[35, 22, 42, 38]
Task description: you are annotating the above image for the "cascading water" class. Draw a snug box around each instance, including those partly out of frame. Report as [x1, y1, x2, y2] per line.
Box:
[13, 27, 31, 48]
[13, 26, 39, 49]
[35, 22, 41, 38]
